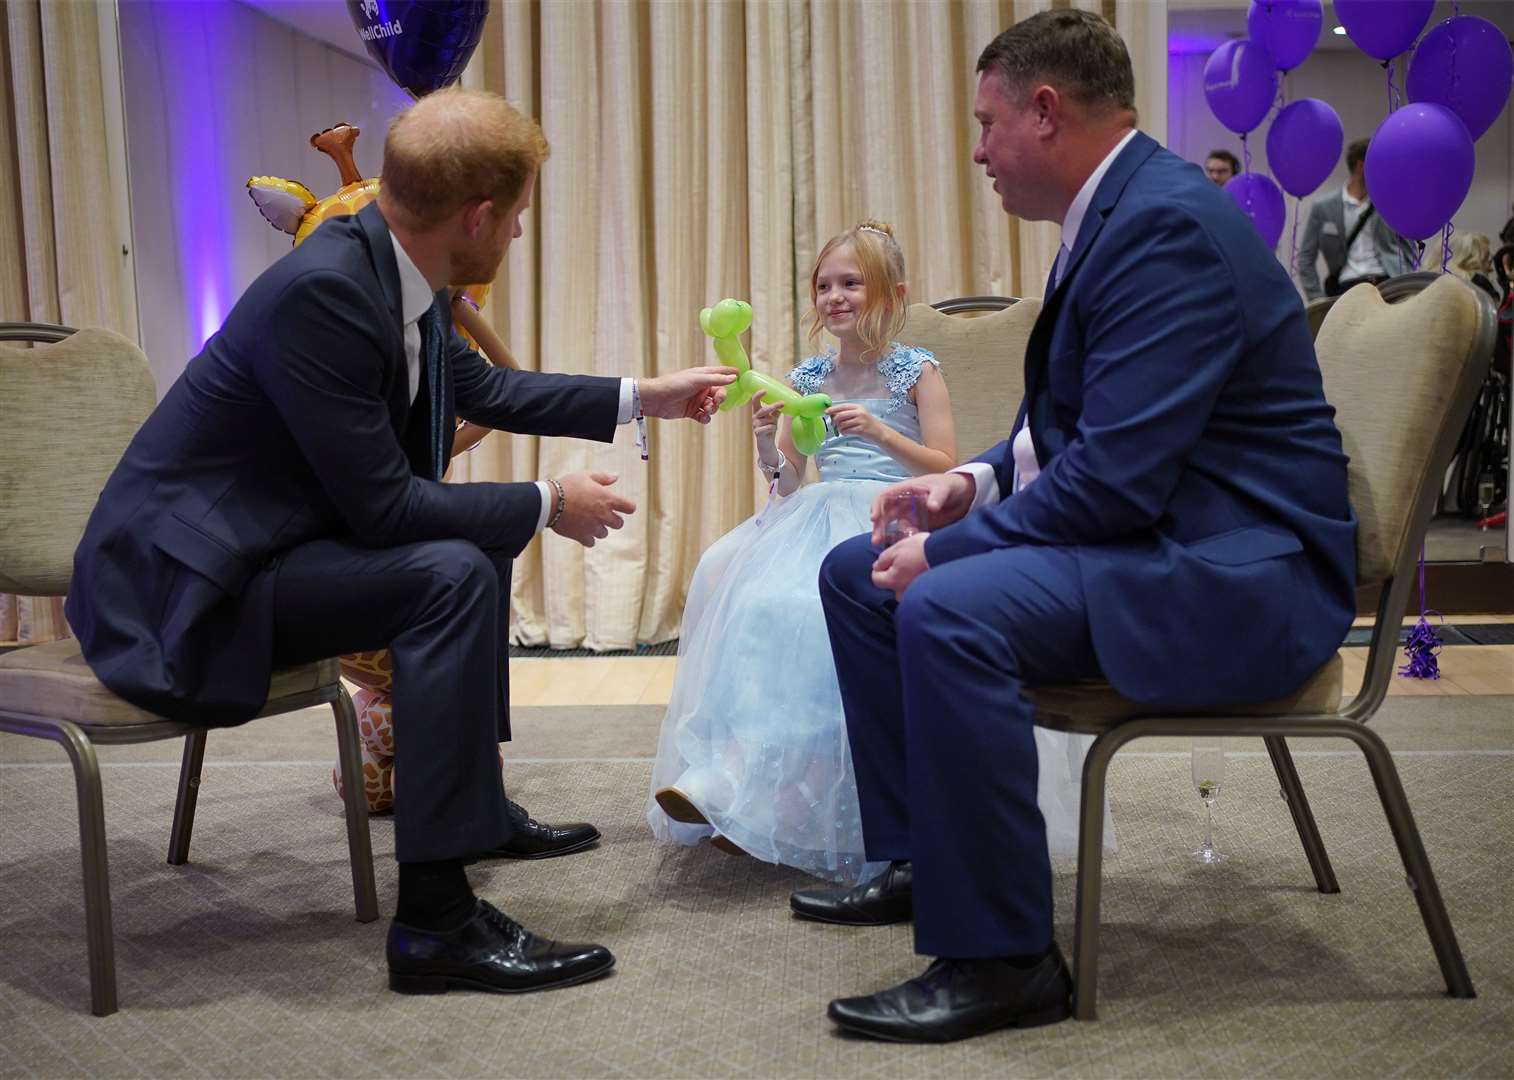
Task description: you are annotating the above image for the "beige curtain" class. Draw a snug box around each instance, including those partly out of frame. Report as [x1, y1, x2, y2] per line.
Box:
[454, 0, 1166, 651]
[1, 0, 135, 644]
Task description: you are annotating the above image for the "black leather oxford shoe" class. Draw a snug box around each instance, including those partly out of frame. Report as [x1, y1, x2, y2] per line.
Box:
[827, 945, 1073, 1042]
[476, 800, 601, 860]
[387, 900, 615, 995]
[790, 860, 912, 926]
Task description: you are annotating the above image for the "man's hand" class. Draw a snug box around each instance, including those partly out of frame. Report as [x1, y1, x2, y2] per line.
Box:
[872, 532, 931, 600]
[550, 471, 637, 548]
[638, 367, 739, 423]
[868, 472, 975, 546]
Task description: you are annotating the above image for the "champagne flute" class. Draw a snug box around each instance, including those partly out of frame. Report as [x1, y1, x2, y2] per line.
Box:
[1190, 740, 1229, 864]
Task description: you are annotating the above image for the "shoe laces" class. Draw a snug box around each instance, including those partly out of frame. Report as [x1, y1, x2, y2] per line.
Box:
[478, 902, 527, 944]
[506, 799, 545, 830]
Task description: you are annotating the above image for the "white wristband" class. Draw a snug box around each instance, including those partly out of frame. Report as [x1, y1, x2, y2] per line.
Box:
[760, 449, 787, 482]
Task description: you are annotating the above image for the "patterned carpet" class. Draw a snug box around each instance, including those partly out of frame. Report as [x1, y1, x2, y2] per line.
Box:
[1, 707, 1511, 1077]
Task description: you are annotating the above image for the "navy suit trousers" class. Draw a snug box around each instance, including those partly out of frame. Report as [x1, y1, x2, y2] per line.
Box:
[819, 534, 1101, 958]
[268, 538, 514, 864]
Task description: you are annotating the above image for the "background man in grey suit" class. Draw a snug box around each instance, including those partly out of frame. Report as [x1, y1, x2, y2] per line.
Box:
[1297, 136, 1418, 299]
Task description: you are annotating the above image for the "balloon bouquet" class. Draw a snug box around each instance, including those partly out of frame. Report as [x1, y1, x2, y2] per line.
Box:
[1208, 3, 1512, 680]
[1207, 0, 1510, 283]
[244, 1, 499, 811]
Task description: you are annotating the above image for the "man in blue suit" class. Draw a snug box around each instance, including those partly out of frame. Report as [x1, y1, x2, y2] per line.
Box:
[68, 88, 733, 995]
[794, 10, 1356, 1042]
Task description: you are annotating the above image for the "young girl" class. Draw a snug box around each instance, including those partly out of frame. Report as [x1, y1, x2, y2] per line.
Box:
[647, 222, 1104, 883]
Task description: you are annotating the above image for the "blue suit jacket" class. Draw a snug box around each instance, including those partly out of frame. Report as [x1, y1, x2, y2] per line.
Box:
[67, 203, 620, 726]
[924, 133, 1357, 707]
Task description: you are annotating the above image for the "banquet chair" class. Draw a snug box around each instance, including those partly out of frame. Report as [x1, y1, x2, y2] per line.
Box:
[1024, 274, 1493, 1018]
[897, 296, 1039, 459]
[0, 322, 378, 1017]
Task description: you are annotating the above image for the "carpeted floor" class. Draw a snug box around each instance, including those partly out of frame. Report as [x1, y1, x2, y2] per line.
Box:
[1, 699, 1511, 1078]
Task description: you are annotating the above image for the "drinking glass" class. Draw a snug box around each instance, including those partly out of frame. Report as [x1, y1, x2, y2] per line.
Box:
[1190, 740, 1229, 864]
[879, 490, 925, 546]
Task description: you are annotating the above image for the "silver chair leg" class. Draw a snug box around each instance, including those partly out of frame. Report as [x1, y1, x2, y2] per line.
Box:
[332, 689, 379, 923]
[1071, 727, 1124, 1021]
[1343, 723, 1475, 998]
[56, 722, 118, 1016]
[1263, 735, 1340, 894]
[167, 729, 208, 865]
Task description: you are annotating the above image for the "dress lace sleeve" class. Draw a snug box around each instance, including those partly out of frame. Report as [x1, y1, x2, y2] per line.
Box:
[877, 344, 940, 413]
[786, 353, 834, 396]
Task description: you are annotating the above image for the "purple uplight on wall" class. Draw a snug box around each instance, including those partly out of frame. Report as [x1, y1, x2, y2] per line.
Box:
[1169, 33, 1233, 56]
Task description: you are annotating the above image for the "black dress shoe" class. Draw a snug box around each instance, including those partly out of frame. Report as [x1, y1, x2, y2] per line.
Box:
[387, 899, 615, 995]
[827, 945, 1072, 1043]
[790, 860, 911, 925]
[476, 800, 600, 860]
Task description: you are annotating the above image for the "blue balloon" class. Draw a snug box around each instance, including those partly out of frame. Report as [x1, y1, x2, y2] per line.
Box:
[1224, 172, 1286, 249]
[1204, 40, 1279, 134]
[1246, 0, 1322, 72]
[347, 0, 489, 100]
[1266, 98, 1342, 197]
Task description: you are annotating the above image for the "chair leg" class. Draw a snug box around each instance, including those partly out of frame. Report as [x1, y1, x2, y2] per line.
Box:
[56, 723, 118, 1017]
[1344, 723, 1476, 998]
[167, 729, 208, 865]
[333, 688, 379, 923]
[1263, 735, 1340, 894]
[1070, 728, 1122, 1021]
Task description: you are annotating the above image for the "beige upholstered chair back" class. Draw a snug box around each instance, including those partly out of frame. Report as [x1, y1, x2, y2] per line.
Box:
[1304, 296, 1335, 340]
[0, 329, 156, 595]
[1314, 276, 1495, 586]
[898, 300, 1040, 461]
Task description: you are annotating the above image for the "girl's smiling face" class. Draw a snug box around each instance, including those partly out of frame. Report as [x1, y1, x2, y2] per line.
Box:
[814, 244, 868, 343]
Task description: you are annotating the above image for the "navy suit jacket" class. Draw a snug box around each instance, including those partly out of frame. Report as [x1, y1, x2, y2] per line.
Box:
[67, 203, 620, 726]
[924, 132, 1357, 707]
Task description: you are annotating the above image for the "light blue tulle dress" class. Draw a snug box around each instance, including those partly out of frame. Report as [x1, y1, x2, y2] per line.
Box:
[647, 344, 1111, 884]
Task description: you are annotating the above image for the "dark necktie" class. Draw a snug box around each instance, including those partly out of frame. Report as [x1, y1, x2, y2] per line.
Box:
[416, 302, 450, 481]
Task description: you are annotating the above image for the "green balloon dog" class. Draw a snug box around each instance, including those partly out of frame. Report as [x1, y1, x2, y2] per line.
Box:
[700, 298, 832, 455]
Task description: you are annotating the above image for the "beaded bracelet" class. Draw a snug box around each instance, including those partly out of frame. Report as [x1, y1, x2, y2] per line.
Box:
[545, 477, 567, 529]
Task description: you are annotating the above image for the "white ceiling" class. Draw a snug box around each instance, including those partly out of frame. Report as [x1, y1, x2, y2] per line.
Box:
[232, 0, 380, 67]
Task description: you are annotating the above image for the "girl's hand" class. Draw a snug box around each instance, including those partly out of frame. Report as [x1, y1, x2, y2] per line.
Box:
[751, 399, 783, 462]
[826, 403, 885, 443]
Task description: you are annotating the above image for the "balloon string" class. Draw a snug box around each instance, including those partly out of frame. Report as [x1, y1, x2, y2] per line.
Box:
[1441, 222, 1455, 273]
[1240, 132, 1251, 176]
[1449, 7, 1460, 118]
[1413, 241, 1426, 271]
[1289, 199, 1301, 280]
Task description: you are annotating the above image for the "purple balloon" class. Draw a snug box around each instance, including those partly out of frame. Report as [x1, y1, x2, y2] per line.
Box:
[1266, 98, 1343, 197]
[1246, 0, 1322, 72]
[1335, 0, 1434, 61]
[1366, 103, 1475, 241]
[1225, 172, 1287, 249]
[1204, 40, 1280, 134]
[347, 0, 489, 100]
[1407, 16, 1514, 141]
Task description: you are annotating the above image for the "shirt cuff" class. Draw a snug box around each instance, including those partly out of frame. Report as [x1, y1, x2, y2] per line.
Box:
[616, 378, 636, 424]
[535, 480, 553, 533]
[952, 461, 1002, 511]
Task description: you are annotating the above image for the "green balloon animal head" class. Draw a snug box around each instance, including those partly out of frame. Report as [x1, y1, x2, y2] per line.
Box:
[698, 298, 753, 349]
[700, 297, 832, 456]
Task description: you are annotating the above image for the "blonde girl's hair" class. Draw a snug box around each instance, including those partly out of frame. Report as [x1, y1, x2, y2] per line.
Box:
[804, 219, 908, 356]
[1448, 232, 1493, 278]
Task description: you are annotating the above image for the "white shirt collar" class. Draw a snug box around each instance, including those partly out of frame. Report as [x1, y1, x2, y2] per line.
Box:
[1342, 184, 1365, 209]
[1061, 128, 1139, 254]
[390, 232, 437, 327]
